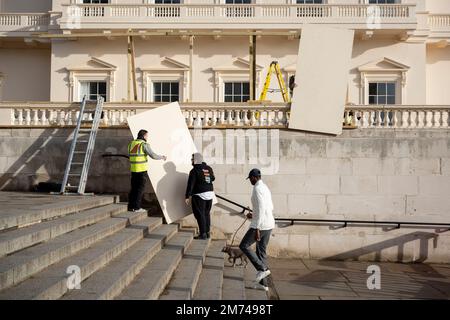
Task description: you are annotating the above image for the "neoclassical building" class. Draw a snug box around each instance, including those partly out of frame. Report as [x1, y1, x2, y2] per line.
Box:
[0, 0, 449, 106]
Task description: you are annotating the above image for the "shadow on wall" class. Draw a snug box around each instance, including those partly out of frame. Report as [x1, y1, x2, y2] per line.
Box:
[156, 161, 189, 221]
[0, 128, 69, 191]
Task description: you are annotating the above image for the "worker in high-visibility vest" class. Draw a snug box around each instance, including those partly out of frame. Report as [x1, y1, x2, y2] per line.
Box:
[128, 129, 166, 213]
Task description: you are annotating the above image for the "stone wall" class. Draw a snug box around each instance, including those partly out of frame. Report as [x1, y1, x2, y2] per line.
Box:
[0, 127, 449, 263]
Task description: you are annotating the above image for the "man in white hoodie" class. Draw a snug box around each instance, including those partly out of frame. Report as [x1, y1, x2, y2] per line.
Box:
[239, 168, 275, 291]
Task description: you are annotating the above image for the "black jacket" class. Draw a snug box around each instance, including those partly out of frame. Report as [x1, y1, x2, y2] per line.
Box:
[185, 162, 215, 198]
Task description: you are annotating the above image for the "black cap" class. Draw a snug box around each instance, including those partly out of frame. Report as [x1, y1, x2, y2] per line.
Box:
[246, 168, 261, 179]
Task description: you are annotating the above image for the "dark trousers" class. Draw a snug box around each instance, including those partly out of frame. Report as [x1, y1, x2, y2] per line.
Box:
[128, 172, 147, 211]
[191, 195, 212, 236]
[239, 228, 272, 286]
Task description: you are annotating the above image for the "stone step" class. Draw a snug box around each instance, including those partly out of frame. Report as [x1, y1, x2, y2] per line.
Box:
[0, 195, 116, 231]
[193, 240, 226, 300]
[222, 263, 246, 300]
[60, 223, 177, 300]
[0, 217, 162, 300]
[244, 264, 269, 300]
[116, 230, 194, 300]
[159, 238, 211, 300]
[0, 211, 147, 290]
[0, 204, 128, 257]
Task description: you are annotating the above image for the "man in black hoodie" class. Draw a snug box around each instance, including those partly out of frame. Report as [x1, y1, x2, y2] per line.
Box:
[185, 153, 215, 240]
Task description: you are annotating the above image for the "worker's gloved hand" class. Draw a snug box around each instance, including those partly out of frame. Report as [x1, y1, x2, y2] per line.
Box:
[246, 212, 253, 219]
[185, 198, 191, 206]
[255, 229, 261, 242]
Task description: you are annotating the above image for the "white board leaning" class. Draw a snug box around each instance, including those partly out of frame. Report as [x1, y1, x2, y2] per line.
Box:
[289, 25, 355, 135]
[127, 102, 197, 224]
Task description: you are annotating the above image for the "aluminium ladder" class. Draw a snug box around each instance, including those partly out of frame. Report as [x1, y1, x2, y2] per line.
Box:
[59, 95, 104, 195]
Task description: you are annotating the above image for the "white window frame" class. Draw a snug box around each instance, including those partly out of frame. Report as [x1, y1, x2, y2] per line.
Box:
[70, 72, 114, 102]
[223, 81, 251, 103]
[143, 72, 185, 103]
[79, 80, 109, 102]
[364, 0, 400, 4]
[216, 73, 252, 103]
[361, 73, 403, 105]
[150, 79, 182, 103]
[293, 0, 328, 4]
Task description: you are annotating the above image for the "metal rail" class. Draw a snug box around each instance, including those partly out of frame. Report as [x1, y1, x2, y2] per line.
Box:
[217, 195, 450, 230]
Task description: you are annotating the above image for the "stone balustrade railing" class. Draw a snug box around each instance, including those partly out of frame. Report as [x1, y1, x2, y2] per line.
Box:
[0, 103, 449, 129]
[59, 3, 416, 30]
[0, 13, 49, 32]
[428, 14, 450, 30]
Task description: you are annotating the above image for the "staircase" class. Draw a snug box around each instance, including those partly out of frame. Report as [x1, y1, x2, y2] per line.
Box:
[0, 194, 268, 300]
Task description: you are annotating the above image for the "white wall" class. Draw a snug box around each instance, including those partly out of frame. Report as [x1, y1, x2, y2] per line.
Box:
[49, 36, 434, 105]
[426, 46, 450, 105]
[0, 48, 50, 101]
[425, 0, 450, 13]
[349, 39, 427, 105]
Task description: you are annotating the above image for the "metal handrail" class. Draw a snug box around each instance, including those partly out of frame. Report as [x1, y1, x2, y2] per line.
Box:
[217, 194, 450, 230]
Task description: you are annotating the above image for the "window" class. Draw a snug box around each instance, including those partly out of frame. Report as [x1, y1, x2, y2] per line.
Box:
[82, 0, 109, 3]
[296, 0, 323, 3]
[226, 0, 252, 3]
[296, 0, 325, 17]
[368, 82, 396, 105]
[154, 0, 181, 17]
[154, 0, 181, 3]
[81, 0, 109, 17]
[368, 0, 397, 4]
[80, 81, 107, 102]
[153, 81, 179, 102]
[225, 0, 252, 18]
[224, 82, 250, 102]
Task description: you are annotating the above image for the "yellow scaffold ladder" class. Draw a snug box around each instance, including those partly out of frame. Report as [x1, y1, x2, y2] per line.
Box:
[259, 61, 290, 103]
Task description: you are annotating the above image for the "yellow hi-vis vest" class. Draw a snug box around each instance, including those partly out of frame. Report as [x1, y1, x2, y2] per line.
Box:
[128, 139, 148, 172]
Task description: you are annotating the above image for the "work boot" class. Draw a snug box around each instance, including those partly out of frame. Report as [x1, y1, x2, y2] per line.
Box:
[194, 233, 207, 240]
[206, 232, 211, 239]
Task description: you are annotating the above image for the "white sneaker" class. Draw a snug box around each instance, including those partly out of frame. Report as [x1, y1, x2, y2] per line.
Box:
[133, 208, 147, 213]
[253, 282, 269, 292]
[255, 269, 271, 282]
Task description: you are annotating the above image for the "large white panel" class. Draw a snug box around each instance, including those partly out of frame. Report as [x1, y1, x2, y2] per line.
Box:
[127, 102, 196, 224]
[289, 25, 354, 135]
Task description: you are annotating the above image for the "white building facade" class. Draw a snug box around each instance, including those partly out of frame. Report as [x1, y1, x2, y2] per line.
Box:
[0, 0, 449, 106]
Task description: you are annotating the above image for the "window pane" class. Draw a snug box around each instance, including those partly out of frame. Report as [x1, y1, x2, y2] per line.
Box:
[162, 95, 170, 102]
[234, 83, 242, 95]
[378, 96, 386, 104]
[173, 95, 179, 102]
[243, 95, 250, 102]
[224, 95, 232, 102]
[154, 83, 161, 95]
[225, 83, 232, 95]
[162, 82, 170, 94]
[90, 82, 97, 94]
[387, 96, 396, 104]
[154, 95, 161, 102]
[378, 83, 386, 95]
[387, 83, 395, 95]
[369, 83, 377, 95]
[98, 82, 106, 95]
[242, 82, 250, 95]
[171, 83, 179, 94]
[369, 96, 376, 104]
